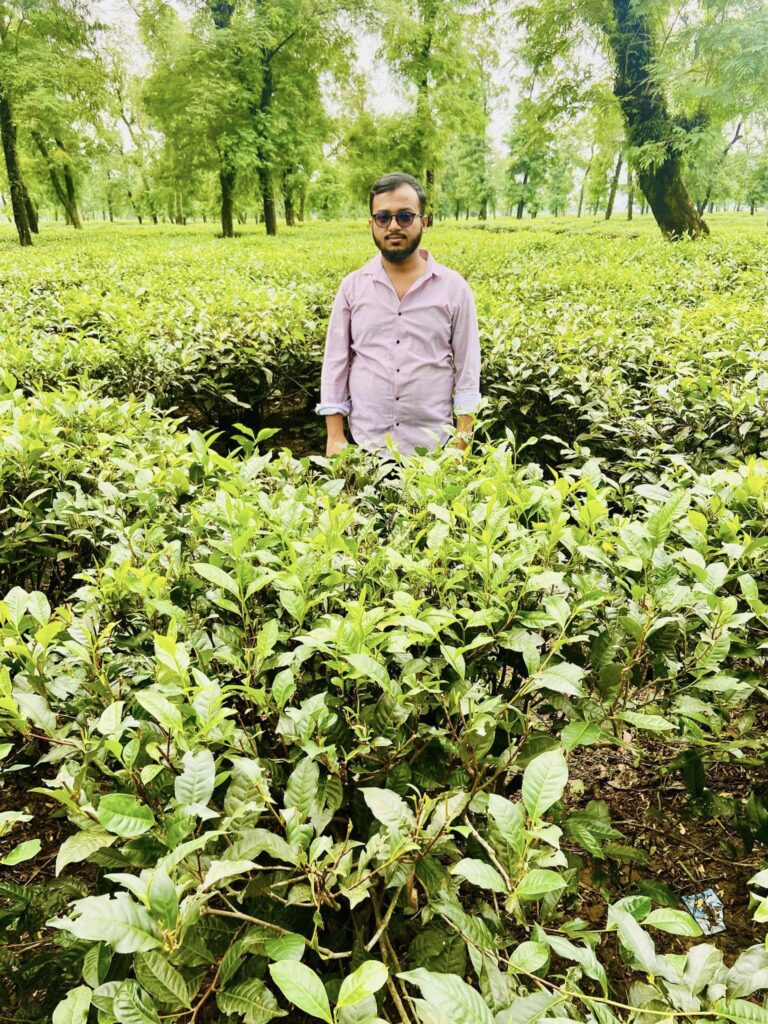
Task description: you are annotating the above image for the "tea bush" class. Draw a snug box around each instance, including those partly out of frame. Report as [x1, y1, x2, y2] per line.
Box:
[0, 217, 767, 1024]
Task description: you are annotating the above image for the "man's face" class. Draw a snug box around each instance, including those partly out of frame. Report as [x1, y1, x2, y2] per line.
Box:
[369, 184, 427, 264]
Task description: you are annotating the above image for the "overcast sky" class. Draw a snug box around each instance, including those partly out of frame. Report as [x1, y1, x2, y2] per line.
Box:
[94, 0, 510, 148]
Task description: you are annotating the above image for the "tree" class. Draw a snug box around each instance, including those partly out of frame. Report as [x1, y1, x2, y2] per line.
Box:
[507, 96, 552, 218]
[0, 1, 103, 242]
[655, 0, 768, 216]
[606, 0, 708, 236]
[379, 0, 495, 220]
[141, 0, 350, 238]
[514, 0, 714, 237]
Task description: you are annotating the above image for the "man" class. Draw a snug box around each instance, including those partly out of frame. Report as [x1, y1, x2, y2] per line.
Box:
[316, 172, 481, 458]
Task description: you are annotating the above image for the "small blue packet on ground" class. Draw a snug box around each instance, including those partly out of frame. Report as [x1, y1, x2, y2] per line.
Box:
[682, 889, 725, 934]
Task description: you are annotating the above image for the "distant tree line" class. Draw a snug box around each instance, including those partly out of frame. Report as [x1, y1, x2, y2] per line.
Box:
[0, 0, 767, 246]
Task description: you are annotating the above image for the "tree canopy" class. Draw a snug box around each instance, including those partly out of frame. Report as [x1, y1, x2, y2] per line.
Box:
[0, 0, 767, 241]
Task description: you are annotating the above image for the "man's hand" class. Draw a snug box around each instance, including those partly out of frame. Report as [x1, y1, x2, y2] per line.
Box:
[325, 413, 348, 456]
[455, 413, 474, 452]
[326, 437, 349, 456]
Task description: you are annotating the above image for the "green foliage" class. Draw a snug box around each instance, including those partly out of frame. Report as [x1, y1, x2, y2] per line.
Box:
[1, 217, 768, 1021]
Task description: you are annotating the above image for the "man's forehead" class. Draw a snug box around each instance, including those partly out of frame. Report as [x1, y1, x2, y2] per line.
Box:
[371, 185, 421, 212]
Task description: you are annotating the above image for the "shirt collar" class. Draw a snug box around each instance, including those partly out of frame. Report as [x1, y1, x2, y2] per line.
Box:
[363, 248, 441, 282]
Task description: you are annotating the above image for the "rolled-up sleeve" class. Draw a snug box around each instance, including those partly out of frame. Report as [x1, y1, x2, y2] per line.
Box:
[451, 281, 481, 414]
[316, 282, 352, 416]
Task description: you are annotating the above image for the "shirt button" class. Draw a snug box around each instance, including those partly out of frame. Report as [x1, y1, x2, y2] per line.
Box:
[398, 312, 402, 316]
[396, 421, 400, 426]
[396, 396, 400, 401]
[396, 340, 400, 344]
[396, 368, 400, 373]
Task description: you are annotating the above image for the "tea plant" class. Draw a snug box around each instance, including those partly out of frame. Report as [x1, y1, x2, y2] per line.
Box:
[1, 217, 767, 1023]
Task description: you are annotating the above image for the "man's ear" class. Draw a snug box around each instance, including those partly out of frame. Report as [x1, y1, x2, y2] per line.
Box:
[422, 214, 430, 228]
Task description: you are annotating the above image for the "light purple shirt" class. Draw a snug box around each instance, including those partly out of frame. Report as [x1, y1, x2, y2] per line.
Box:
[316, 249, 481, 456]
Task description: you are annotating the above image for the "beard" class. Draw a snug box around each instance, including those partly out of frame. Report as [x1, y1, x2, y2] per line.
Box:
[372, 226, 423, 263]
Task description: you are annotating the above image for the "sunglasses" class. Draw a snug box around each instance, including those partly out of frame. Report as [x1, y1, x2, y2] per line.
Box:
[371, 210, 422, 228]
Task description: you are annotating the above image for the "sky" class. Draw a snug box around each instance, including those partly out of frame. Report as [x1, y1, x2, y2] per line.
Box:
[94, 0, 511, 149]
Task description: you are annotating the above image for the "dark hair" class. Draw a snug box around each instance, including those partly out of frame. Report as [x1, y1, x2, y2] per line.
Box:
[369, 173, 426, 214]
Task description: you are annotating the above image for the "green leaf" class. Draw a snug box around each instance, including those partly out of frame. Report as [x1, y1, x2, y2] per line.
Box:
[98, 794, 155, 837]
[644, 908, 703, 936]
[683, 944, 723, 995]
[27, 591, 51, 625]
[52, 986, 92, 1024]
[495, 991, 563, 1024]
[51, 893, 163, 953]
[56, 829, 116, 876]
[530, 662, 585, 697]
[715, 1000, 768, 1024]
[398, 969, 493, 1024]
[451, 858, 507, 893]
[82, 942, 112, 988]
[337, 960, 389, 1008]
[345, 652, 390, 690]
[265, 933, 305, 961]
[560, 721, 601, 752]
[516, 869, 565, 900]
[113, 980, 161, 1024]
[620, 711, 675, 732]
[193, 561, 241, 598]
[134, 687, 183, 730]
[362, 787, 415, 830]
[202, 858, 256, 890]
[338, 996, 383, 1024]
[544, 934, 608, 996]
[1, 837, 41, 865]
[217, 978, 283, 1024]
[608, 905, 656, 974]
[727, 945, 768, 998]
[509, 941, 549, 974]
[148, 866, 179, 929]
[227, 827, 298, 865]
[522, 748, 568, 820]
[487, 794, 526, 852]
[269, 960, 333, 1023]
[284, 757, 320, 821]
[174, 748, 215, 810]
[135, 951, 191, 1008]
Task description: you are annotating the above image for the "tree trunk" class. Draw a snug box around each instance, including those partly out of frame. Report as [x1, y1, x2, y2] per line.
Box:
[23, 186, 38, 233]
[697, 119, 742, 216]
[425, 167, 435, 223]
[56, 140, 82, 228]
[516, 170, 528, 219]
[479, 197, 487, 220]
[454, 202, 459, 220]
[282, 166, 296, 226]
[174, 189, 186, 225]
[627, 168, 634, 220]
[577, 156, 592, 218]
[298, 191, 306, 222]
[284, 194, 295, 227]
[33, 132, 81, 228]
[220, 166, 236, 237]
[605, 152, 623, 220]
[0, 85, 32, 246]
[608, 0, 708, 238]
[259, 164, 277, 236]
